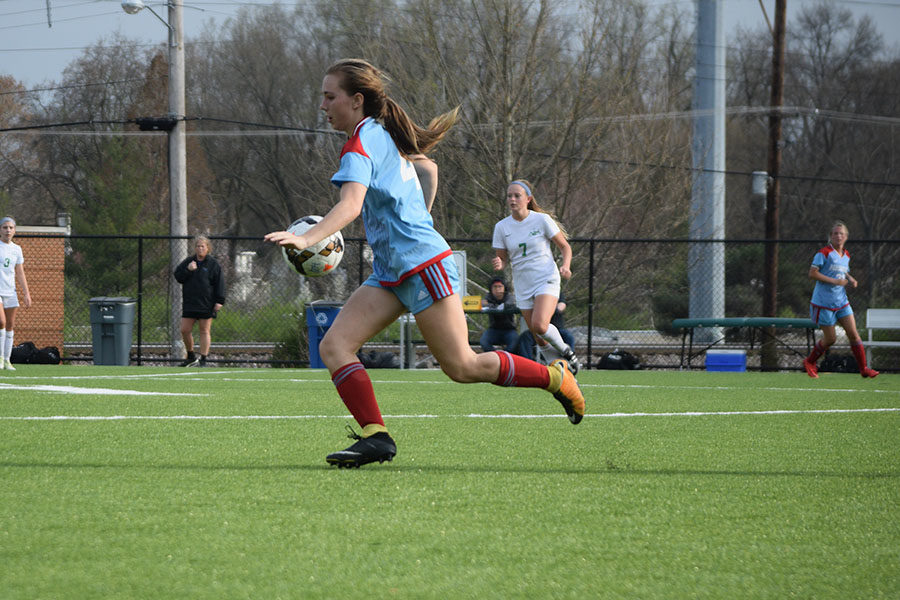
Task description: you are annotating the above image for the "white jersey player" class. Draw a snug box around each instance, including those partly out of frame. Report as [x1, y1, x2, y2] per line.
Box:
[491, 180, 579, 372]
[0, 216, 32, 370]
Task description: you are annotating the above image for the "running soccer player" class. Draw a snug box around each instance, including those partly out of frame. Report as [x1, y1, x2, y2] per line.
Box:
[491, 180, 580, 373]
[264, 59, 585, 468]
[803, 220, 878, 378]
[0, 216, 32, 370]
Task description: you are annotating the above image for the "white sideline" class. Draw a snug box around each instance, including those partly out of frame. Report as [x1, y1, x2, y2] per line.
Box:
[0, 382, 206, 396]
[2, 407, 899, 421]
[3, 371, 899, 396]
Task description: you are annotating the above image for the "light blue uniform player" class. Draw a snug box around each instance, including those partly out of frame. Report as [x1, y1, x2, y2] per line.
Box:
[331, 117, 458, 313]
[264, 59, 585, 467]
[809, 244, 852, 326]
[802, 220, 878, 379]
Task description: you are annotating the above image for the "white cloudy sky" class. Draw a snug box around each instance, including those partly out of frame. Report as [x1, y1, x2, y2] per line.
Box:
[1, 0, 898, 90]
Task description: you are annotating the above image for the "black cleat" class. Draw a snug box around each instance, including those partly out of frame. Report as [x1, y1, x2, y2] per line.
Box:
[179, 352, 199, 367]
[561, 347, 580, 375]
[326, 427, 397, 468]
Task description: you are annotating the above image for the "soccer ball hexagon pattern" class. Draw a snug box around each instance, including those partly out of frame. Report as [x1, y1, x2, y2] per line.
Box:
[282, 215, 344, 277]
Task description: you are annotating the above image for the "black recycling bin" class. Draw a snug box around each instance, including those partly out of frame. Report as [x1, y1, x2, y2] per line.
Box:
[89, 297, 136, 366]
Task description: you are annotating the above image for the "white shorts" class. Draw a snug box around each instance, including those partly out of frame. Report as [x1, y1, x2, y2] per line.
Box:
[0, 294, 18, 309]
[513, 272, 561, 310]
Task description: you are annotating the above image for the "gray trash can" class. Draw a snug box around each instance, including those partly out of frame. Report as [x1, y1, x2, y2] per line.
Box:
[89, 297, 136, 366]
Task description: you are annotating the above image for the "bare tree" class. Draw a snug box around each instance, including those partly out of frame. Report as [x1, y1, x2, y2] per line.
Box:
[0, 76, 41, 219]
[728, 1, 899, 306]
[190, 3, 345, 237]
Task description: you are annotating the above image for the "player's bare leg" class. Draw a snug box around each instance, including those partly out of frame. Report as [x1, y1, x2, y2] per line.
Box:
[179, 318, 199, 366]
[320, 285, 405, 467]
[196, 318, 212, 365]
[416, 294, 584, 422]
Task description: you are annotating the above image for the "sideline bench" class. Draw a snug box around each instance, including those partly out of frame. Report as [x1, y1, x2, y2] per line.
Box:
[866, 308, 900, 368]
[672, 317, 817, 369]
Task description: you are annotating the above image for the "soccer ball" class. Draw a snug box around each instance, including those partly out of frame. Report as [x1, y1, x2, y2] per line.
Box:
[282, 215, 344, 277]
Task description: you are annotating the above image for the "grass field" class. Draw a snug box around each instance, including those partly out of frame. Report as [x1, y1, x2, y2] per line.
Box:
[1, 365, 898, 599]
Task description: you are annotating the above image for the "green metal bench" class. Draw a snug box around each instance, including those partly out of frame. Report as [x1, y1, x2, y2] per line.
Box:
[672, 317, 817, 369]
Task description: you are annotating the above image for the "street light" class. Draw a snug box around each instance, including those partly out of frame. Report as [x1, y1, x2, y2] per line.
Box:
[122, 0, 188, 361]
[121, 0, 148, 15]
[751, 170, 769, 212]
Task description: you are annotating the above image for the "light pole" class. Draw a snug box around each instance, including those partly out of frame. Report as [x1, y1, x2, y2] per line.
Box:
[122, 0, 188, 361]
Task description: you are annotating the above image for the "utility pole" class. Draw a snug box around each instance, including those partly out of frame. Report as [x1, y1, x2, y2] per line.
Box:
[167, 0, 188, 361]
[122, 0, 188, 361]
[761, 0, 787, 370]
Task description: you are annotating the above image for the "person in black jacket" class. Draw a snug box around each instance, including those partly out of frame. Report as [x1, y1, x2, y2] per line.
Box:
[173, 235, 225, 366]
[479, 276, 519, 352]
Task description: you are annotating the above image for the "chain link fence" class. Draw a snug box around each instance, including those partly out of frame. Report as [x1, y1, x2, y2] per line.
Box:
[15, 234, 900, 371]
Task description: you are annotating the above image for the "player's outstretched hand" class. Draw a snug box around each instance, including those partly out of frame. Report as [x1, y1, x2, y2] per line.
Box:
[264, 230, 306, 251]
[492, 256, 503, 271]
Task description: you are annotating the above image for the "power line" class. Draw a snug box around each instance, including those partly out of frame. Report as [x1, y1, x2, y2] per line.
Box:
[0, 76, 166, 96]
[2, 115, 897, 189]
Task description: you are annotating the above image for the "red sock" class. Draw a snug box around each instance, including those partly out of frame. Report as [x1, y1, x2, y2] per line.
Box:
[331, 362, 384, 428]
[806, 341, 825, 363]
[494, 350, 550, 388]
[850, 341, 868, 372]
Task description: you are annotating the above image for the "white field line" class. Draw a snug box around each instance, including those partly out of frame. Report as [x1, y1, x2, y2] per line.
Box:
[2, 371, 898, 396]
[0, 370, 255, 380]
[0, 383, 206, 396]
[1, 407, 899, 421]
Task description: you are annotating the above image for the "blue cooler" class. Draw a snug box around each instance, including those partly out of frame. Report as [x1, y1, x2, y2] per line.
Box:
[705, 349, 747, 372]
[305, 302, 342, 368]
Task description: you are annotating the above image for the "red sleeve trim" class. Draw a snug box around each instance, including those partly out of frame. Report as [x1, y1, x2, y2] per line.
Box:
[339, 118, 371, 160]
[340, 134, 368, 160]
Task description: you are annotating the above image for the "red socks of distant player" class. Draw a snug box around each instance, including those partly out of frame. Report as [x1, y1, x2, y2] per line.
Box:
[849, 340, 878, 377]
[806, 341, 826, 364]
[850, 341, 867, 371]
[493, 350, 551, 388]
[807, 340, 877, 377]
[331, 362, 385, 428]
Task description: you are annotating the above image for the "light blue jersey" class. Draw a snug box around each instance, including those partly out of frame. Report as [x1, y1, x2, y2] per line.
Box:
[810, 245, 851, 310]
[330, 117, 452, 286]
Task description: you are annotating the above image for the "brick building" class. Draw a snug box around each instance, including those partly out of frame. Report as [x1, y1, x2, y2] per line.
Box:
[13, 226, 66, 352]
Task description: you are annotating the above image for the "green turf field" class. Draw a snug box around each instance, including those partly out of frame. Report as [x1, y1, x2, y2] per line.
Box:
[1, 366, 898, 599]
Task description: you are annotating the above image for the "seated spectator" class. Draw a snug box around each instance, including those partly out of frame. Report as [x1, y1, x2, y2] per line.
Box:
[479, 276, 519, 353]
[514, 290, 575, 362]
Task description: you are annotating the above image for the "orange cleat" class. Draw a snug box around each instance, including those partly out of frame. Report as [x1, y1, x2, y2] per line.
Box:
[550, 359, 585, 424]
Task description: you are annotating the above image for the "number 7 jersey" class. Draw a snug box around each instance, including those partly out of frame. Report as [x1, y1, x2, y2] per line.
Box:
[492, 210, 560, 285]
